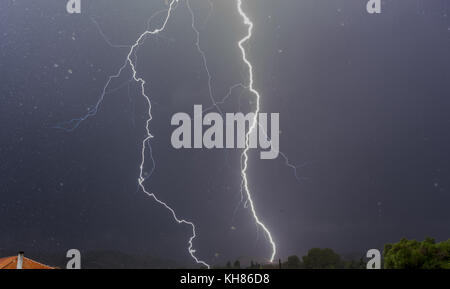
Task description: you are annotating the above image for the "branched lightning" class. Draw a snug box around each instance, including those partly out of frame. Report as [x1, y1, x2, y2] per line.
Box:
[58, 0, 209, 268]
[186, 0, 222, 114]
[236, 0, 276, 262]
[127, 0, 209, 269]
[56, 0, 308, 267]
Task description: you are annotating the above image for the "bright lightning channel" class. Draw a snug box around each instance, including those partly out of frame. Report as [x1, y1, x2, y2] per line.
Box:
[236, 0, 277, 262]
[126, 0, 209, 268]
[58, 0, 209, 268]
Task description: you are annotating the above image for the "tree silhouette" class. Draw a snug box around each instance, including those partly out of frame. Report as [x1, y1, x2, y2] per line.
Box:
[233, 260, 241, 269]
[285, 255, 302, 269]
[302, 248, 343, 269]
[384, 237, 450, 269]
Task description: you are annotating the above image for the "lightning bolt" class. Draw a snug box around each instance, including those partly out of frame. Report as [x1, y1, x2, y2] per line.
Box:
[188, 0, 279, 262]
[127, 0, 210, 269]
[236, 0, 276, 262]
[58, 0, 209, 268]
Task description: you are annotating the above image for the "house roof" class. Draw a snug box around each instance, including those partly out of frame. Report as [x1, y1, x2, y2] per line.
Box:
[0, 256, 55, 269]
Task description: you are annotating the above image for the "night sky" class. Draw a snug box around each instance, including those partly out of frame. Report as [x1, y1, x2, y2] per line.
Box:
[1, 0, 450, 267]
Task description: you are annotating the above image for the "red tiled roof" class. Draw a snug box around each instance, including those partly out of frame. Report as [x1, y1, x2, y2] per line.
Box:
[0, 256, 55, 269]
[0, 257, 15, 269]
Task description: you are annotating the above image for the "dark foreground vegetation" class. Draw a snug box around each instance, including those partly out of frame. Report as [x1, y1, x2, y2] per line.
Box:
[217, 238, 450, 269]
[216, 247, 365, 269]
[383, 238, 450, 269]
[2, 238, 448, 269]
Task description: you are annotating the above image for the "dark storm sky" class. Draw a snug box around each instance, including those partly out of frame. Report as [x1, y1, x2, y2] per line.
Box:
[1, 0, 449, 266]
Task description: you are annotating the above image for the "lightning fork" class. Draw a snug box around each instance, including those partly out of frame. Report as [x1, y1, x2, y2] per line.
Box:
[186, 0, 222, 114]
[236, 0, 276, 262]
[59, 0, 209, 268]
[126, 0, 209, 268]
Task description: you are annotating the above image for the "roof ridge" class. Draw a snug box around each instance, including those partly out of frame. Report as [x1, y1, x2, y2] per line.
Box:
[0, 256, 54, 269]
[23, 257, 54, 269]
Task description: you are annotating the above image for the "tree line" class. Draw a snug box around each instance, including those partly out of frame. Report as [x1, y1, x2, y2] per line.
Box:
[216, 247, 365, 269]
[214, 237, 450, 269]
